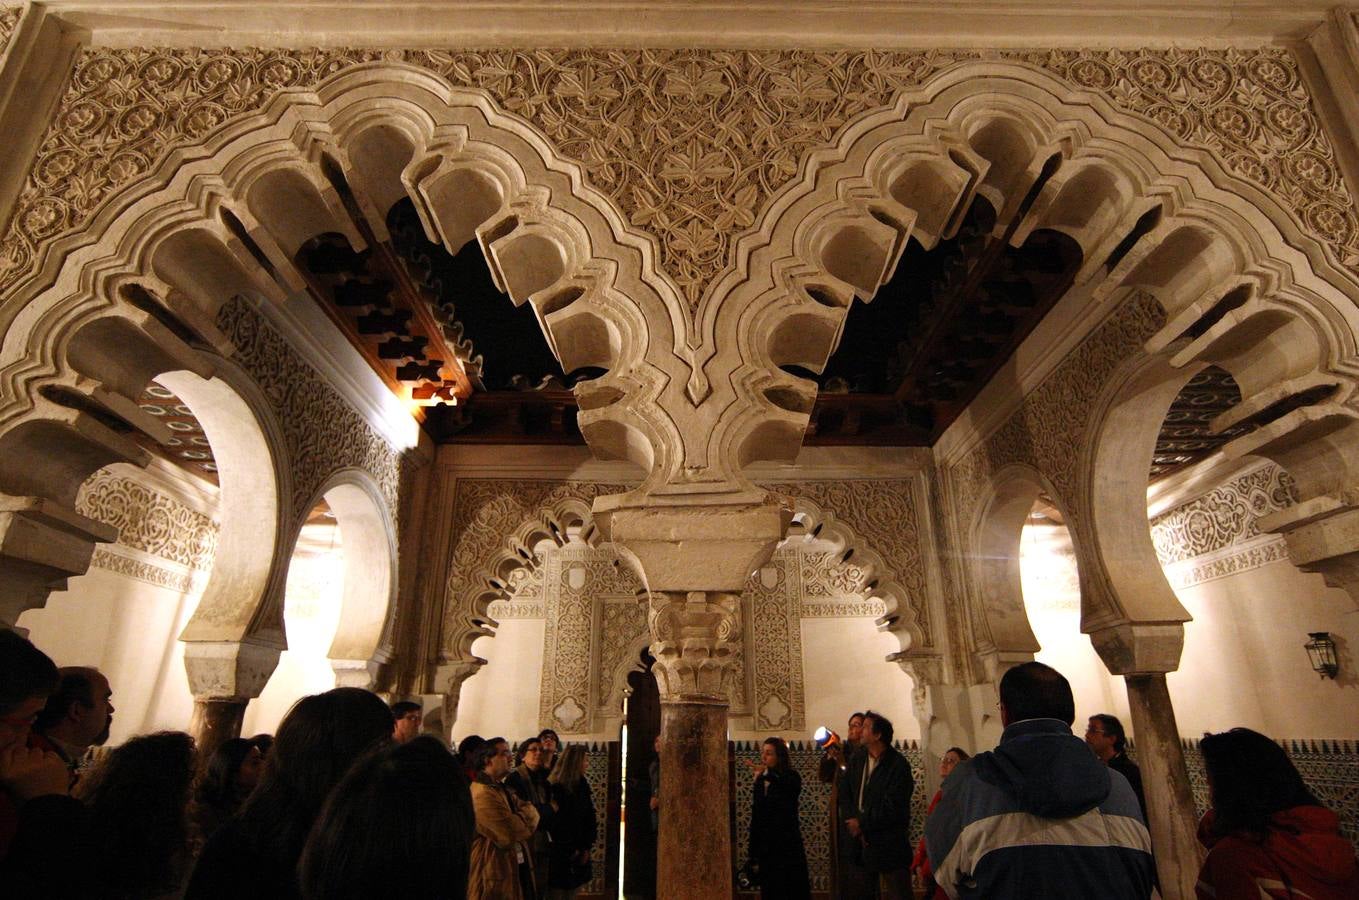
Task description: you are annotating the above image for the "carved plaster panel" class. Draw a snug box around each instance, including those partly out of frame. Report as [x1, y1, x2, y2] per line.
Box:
[798, 550, 887, 618]
[215, 298, 402, 520]
[4, 46, 1355, 313]
[76, 469, 218, 570]
[768, 479, 933, 647]
[1151, 462, 1297, 565]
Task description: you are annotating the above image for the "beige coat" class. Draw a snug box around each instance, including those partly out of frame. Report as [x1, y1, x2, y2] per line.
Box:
[469, 779, 541, 900]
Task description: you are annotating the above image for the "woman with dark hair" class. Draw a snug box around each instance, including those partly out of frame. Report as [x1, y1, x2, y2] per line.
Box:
[1196, 728, 1358, 899]
[298, 736, 474, 899]
[545, 744, 597, 899]
[190, 737, 263, 845]
[747, 736, 811, 900]
[184, 687, 394, 900]
[910, 746, 970, 899]
[78, 730, 198, 899]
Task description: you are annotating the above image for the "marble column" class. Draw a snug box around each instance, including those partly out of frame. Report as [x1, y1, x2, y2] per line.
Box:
[1091, 623, 1202, 900]
[596, 498, 790, 900]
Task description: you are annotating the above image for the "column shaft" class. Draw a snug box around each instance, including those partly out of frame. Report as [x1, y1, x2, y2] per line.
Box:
[190, 698, 249, 762]
[656, 701, 730, 899]
[1124, 673, 1202, 900]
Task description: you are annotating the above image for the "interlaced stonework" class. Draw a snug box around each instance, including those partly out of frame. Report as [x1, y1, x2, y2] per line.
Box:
[76, 470, 218, 571]
[215, 298, 403, 519]
[2, 46, 1355, 313]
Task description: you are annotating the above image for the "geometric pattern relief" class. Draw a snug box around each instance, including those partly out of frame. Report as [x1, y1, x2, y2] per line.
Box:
[1162, 536, 1292, 591]
[1159, 738, 1359, 846]
[5, 47, 1357, 311]
[76, 470, 218, 570]
[1151, 461, 1297, 565]
[799, 551, 887, 618]
[215, 298, 403, 520]
[732, 740, 924, 896]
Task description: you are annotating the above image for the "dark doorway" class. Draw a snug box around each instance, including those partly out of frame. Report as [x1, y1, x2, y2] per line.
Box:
[622, 650, 660, 899]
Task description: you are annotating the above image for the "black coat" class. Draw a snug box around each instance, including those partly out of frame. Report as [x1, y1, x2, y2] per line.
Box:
[545, 777, 597, 889]
[748, 768, 811, 900]
[837, 745, 915, 873]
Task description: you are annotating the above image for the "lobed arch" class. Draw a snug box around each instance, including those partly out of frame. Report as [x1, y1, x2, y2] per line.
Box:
[698, 61, 1359, 503]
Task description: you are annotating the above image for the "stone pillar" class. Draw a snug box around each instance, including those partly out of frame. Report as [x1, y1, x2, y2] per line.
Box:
[1091, 623, 1202, 900]
[432, 658, 484, 742]
[595, 498, 790, 900]
[183, 639, 282, 761]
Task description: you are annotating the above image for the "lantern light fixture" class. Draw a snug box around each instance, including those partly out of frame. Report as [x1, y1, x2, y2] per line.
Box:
[1304, 632, 1339, 679]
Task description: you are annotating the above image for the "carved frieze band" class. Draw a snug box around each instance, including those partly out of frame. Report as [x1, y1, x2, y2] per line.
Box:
[89, 547, 198, 594]
[76, 470, 218, 570]
[3, 46, 1355, 310]
[1152, 462, 1298, 588]
[216, 298, 402, 519]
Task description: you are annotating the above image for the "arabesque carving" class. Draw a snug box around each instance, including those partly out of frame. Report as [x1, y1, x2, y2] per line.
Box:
[215, 298, 402, 520]
[4, 46, 1355, 313]
[1151, 462, 1297, 565]
[90, 547, 197, 594]
[76, 470, 218, 570]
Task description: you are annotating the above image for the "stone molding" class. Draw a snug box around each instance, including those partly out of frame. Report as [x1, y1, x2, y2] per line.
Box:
[1161, 534, 1292, 590]
[76, 468, 218, 570]
[215, 298, 402, 522]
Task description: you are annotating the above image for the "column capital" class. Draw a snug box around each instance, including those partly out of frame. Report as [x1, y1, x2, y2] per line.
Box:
[1088, 621, 1184, 676]
[648, 589, 742, 703]
[183, 638, 282, 702]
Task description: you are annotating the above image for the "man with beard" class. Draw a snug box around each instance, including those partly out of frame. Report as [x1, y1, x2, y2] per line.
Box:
[30, 668, 114, 781]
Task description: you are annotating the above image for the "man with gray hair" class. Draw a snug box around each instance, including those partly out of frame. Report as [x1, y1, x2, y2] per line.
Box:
[925, 662, 1153, 899]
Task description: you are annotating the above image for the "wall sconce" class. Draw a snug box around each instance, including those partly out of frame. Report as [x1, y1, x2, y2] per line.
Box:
[1304, 632, 1339, 679]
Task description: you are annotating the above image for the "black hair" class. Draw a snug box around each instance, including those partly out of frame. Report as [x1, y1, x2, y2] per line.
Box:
[848, 711, 866, 724]
[999, 661, 1075, 725]
[537, 728, 559, 744]
[762, 736, 792, 771]
[0, 630, 58, 717]
[33, 667, 101, 732]
[81, 730, 197, 896]
[229, 688, 394, 873]
[194, 737, 256, 810]
[457, 734, 487, 767]
[472, 737, 508, 773]
[299, 736, 473, 900]
[944, 746, 971, 761]
[248, 733, 273, 756]
[1089, 714, 1127, 754]
[390, 700, 421, 719]
[1201, 728, 1321, 840]
[515, 735, 542, 766]
[862, 710, 894, 746]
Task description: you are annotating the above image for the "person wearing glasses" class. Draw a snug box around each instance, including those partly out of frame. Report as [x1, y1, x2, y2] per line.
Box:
[470, 738, 540, 900]
[1086, 714, 1146, 824]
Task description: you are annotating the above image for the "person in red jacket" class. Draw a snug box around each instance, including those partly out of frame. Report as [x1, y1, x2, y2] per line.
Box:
[909, 746, 969, 899]
[1196, 727, 1359, 900]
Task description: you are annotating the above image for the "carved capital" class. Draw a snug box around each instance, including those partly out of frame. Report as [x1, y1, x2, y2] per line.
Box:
[183, 638, 283, 702]
[1088, 622, 1185, 676]
[648, 590, 742, 704]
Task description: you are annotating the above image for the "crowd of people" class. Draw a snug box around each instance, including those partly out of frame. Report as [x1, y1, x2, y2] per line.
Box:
[0, 630, 597, 900]
[4, 626, 1357, 900]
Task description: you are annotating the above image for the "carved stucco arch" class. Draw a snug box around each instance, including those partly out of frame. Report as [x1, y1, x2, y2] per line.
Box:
[288, 467, 399, 689]
[705, 62, 1359, 499]
[0, 63, 699, 527]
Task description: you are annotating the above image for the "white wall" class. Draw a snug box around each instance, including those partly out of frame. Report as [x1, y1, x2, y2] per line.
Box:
[454, 620, 547, 746]
[800, 615, 919, 742]
[242, 523, 345, 736]
[1168, 557, 1359, 739]
[1021, 522, 1131, 728]
[19, 565, 202, 745]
